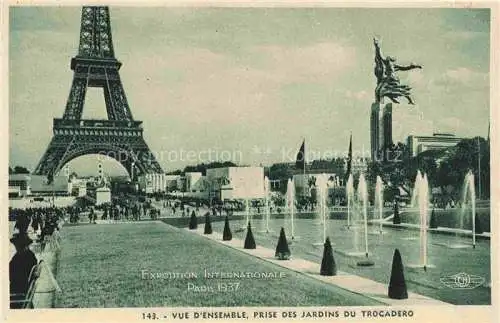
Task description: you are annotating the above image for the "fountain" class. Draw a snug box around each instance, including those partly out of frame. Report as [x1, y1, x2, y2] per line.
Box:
[410, 171, 422, 208]
[313, 174, 328, 245]
[286, 178, 297, 239]
[435, 171, 477, 249]
[370, 175, 385, 235]
[403, 171, 423, 241]
[358, 174, 369, 257]
[408, 172, 434, 270]
[242, 198, 251, 229]
[263, 176, 272, 233]
[345, 174, 354, 229]
[337, 174, 374, 266]
[462, 171, 477, 249]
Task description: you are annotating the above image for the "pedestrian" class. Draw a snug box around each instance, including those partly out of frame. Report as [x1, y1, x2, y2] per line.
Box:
[9, 233, 38, 308]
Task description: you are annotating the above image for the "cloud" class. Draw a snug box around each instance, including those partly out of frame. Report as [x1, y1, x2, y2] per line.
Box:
[432, 67, 488, 89]
[436, 117, 464, 133]
[406, 69, 425, 86]
[252, 42, 357, 82]
[392, 106, 434, 142]
[444, 30, 488, 41]
[344, 89, 370, 101]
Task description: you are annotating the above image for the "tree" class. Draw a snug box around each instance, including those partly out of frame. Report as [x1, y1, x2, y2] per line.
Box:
[366, 143, 411, 198]
[367, 137, 490, 205]
[222, 216, 232, 241]
[429, 208, 438, 229]
[13, 166, 30, 174]
[204, 212, 212, 234]
[388, 249, 408, 299]
[188, 212, 197, 230]
[475, 216, 484, 235]
[244, 222, 256, 249]
[320, 237, 337, 276]
[332, 157, 346, 178]
[8, 167, 13, 174]
[275, 227, 291, 260]
[426, 137, 489, 201]
[268, 163, 294, 194]
[393, 201, 401, 225]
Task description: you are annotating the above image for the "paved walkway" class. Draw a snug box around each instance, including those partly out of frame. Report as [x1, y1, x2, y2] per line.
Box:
[182, 225, 449, 306]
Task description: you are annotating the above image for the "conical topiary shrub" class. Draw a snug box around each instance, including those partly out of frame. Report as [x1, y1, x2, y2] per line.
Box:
[320, 237, 337, 276]
[393, 201, 401, 225]
[223, 216, 232, 241]
[429, 208, 438, 229]
[475, 215, 484, 234]
[275, 227, 291, 260]
[188, 211, 197, 230]
[388, 249, 408, 299]
[204, 213, 213, 234]
[244, 222, 256, 249]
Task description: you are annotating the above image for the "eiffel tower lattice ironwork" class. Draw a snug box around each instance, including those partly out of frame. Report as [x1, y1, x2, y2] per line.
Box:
[34, 6, 163, 181]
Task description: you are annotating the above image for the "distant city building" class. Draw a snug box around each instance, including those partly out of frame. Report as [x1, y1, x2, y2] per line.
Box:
[8, 174, 31, 197]
[407, 133, 465, 157]
[137, 173, 165, 194]
[206, 166, 264, 200]
[164, 175, 181, 192]
[176, 176, 186, 192]
[70, 178, 88, 197]
[185, 172, 203, 192]
[30, 174, 71, 196]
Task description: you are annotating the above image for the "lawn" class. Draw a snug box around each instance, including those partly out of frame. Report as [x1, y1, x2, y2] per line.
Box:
[54, 222, 381, 307]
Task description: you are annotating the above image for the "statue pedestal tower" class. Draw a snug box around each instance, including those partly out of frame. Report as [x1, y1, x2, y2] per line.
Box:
[370, 37, 421, 162]
[370, 101, 393, 162]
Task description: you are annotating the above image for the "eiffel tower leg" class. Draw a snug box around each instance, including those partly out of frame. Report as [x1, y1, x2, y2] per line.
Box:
[104, 70, 133, 121]
[63, 76, 87, 120]
[34, 135, 75, 177]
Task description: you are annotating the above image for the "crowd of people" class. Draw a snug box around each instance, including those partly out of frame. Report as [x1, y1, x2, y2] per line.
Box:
[9, 206, 64, 308]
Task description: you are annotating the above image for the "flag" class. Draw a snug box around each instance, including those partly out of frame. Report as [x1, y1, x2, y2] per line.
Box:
[295, 140, 305, 170]
[344, 134, 352, 182]
[487, 122, 490, 143]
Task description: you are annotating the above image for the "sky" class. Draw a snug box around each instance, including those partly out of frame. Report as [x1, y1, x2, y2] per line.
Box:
[9, 6, 491, 176]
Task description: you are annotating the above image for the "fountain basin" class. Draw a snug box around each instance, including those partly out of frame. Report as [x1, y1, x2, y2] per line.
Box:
[368, 230, 387, 235]
[356, 259, 375, 267]
[432, 242, 473, 249]
[406, 264, 436, 271]
[401, 236, 420, 241]
[335, 250, 369, 258]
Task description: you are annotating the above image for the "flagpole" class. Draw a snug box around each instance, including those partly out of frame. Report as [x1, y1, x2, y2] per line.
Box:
[303, 137, 306, 177]
[477, 137, 481, 200]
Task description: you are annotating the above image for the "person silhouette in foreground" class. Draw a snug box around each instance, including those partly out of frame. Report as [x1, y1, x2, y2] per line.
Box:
[9, 233, 38, 308]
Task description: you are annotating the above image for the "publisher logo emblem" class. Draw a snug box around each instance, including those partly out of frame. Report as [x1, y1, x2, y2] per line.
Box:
[440, 272, 485, 289]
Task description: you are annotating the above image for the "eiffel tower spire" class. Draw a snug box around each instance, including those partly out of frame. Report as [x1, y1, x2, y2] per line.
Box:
[77, 6, 115, 59]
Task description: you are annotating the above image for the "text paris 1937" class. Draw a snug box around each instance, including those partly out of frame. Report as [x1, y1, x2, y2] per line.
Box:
[187, 282, 240, 293]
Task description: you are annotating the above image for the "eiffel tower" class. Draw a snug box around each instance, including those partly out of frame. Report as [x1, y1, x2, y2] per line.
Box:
[34, 6, 163, 181]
